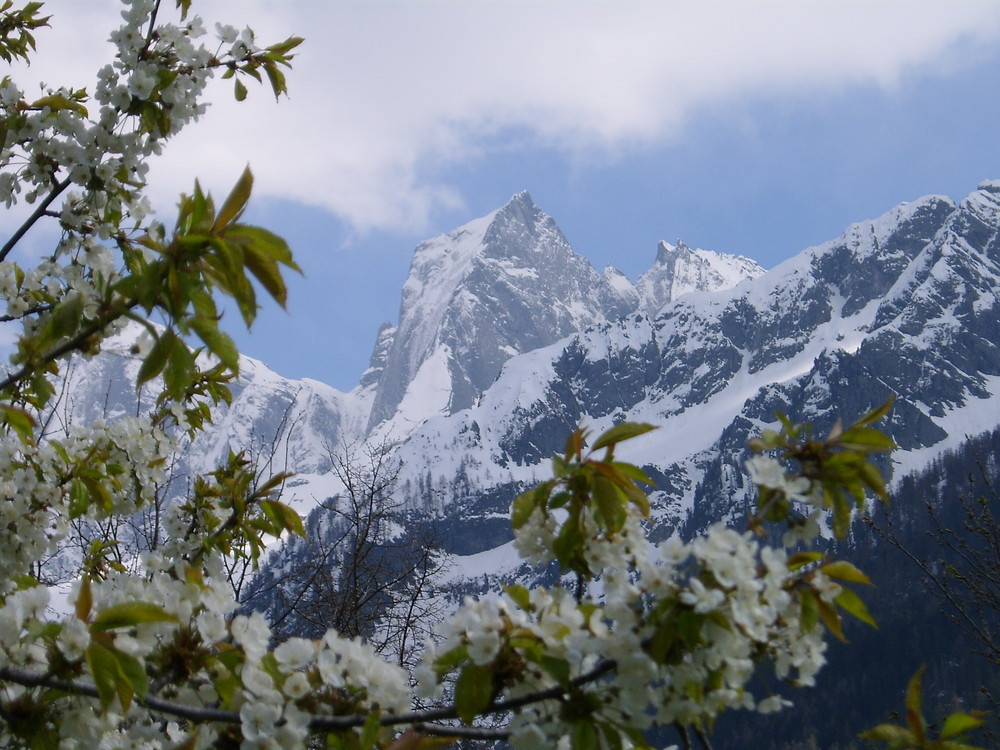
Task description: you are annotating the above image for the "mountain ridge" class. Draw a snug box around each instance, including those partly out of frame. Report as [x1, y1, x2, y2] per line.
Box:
[48, 183, 1000, 555]
[376, 182, 1000, 553]
[362, 190, 763, 435]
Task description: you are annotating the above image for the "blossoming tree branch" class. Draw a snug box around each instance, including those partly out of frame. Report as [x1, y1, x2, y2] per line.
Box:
[0, 2, 986, 749]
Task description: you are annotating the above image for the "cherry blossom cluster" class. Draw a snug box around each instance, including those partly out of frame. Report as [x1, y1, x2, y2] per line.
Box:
[422, 501, 839, 747]
[0, 0, 284, 374]
[0, 415, 172, 595]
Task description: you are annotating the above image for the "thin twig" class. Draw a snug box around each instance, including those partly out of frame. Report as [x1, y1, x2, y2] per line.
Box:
[0, 178, 70, 262]
[694, 725, 715, 750]
[0, 316, 107, 393]
[673, 721, 692, 750]
[413, 723, 510, 740]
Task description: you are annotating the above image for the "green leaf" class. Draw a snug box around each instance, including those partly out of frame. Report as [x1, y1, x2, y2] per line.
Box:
[432, 644, 468, 680]
[590, 422, 656, 451]
[647, 617, 676, 664]
[83, 639, 145, 711]
[454, 662, 494, 724]
[226, 225, 298, 309]
[834, 587, 877, 628]
[859, 460, 890, 503]
[621, 726, 653, 750]
[259, 499, 305, 537]
[85, 641, 119, 710]
[800, 589, 819, 633]
[214, 166, 253, 231]
[263, 60, 288, 99]
[676, 609, 704, 647]
[858, 724, 916, 744]
[533, 479, 554, 510]
[553, 515, 587, 575]
[233, 77, 248, 101]
[822, 560, 873, 586]
[571, 721, 600, 750]
[853, 394, 896, 427]
[503, 584, 531, 610]
[68, 479, 90, 518]
[565, 428, 586, 460]
[599, 723, 624, 750]
[609, 460, 654, 486]
[114, 647, 148, 703]
[548, 491, 570, 509]
[941, 712, 984, 740]
[28, 93, 87, 116]
[266, 36, 305, 57]
[787, 551, 825, 570]
[538, 655, 571, 687]
[359, 709, 380, 750]
[90, 602, 179, 631]
[81, 475, 112, 513]
[838, 426, 896, 451]
[189, 317, 239, 372]
[75, 576, 92, 622]
[163, 333, 196, 398]
[39, 292, 84, 347]
[826, 485, 852, 540]
[817, 598, 845, 641]
[592, 474, 626, 532]
[621, 479, 651, 517]
[211, 662, 242, 706]
[905, 667, 927, 741]
[136, 329, 172, 386]
[0, 404, 35, 443]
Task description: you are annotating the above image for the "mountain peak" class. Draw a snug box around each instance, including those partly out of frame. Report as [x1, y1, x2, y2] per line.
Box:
[480, 191, 555, 258]
[366, 192, 615, 431]
[491, 190, 539, 229]
[638, 241, 764, 315]
[505, 189, 536, 209]
[655, 239, 692, 263]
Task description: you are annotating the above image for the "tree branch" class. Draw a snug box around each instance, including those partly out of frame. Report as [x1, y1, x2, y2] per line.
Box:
[0, 658, 618, 734]
[413, 722, 510, 740]
[0, 177, 70, 262]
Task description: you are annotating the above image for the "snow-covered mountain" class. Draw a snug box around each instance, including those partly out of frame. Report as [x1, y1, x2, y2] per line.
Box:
[380, 182, 1000, 556]
[52, 183, 1000, 570]
[636, 239, 765, 316]
[362, 191, 755, 434]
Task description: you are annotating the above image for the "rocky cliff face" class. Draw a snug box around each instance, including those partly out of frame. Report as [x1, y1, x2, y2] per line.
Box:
[364, 191, 638, 432]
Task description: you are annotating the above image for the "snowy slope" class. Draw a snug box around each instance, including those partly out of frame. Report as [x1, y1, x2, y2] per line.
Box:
[49, 329, 365, 514]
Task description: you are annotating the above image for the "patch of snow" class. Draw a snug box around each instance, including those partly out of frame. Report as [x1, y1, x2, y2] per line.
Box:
[891, 375, 1000, 484]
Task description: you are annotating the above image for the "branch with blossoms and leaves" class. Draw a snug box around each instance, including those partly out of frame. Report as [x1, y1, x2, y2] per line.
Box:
[0, 401, 903, 750]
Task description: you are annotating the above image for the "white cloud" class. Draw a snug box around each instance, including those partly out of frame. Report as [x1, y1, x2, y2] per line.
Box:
[10, 1, 1000, 234]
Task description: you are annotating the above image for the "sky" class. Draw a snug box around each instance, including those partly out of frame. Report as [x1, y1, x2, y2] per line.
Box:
[7, 1, 1000, 391]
